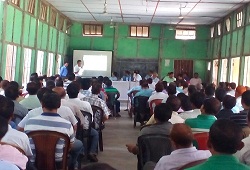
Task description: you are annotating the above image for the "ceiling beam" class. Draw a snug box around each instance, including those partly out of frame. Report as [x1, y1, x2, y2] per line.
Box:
[150, 0, 160, 23]
[80, 0, 97, 21]
[118, 0, 124, 23]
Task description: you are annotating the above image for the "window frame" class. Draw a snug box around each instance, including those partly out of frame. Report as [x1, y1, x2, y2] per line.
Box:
[58, 15, 64, 31]
[22, 48, 32, 86]
[236, 11, 243, 28]
[83, 24, 103, 36]
[36, 51, 44, 76]
[130, 25, 150, 38]
[175, 29, 196, 40]
[50, 9, 57, 27]
[27, 0, 35, 15]
[56, 54, 62, 74]
[5, 45, 17, 81]
[11, 0, 20, 7]
[225, 17, 231, 32]
[210, 26, 214, 38]
[47, 53, 54, 76]
[39, 2, 48, 22]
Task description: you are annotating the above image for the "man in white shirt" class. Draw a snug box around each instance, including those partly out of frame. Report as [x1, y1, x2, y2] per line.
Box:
[74, 60, 83, 77]
[190, 73, 202, 86]
[148, 82, 168, 103]
[154, 124, 211, 170]
[179, 92, 205, 120]
[133, 70, 142, 82]
[0, 95, 33, 156]
[20, 82, 41, 110]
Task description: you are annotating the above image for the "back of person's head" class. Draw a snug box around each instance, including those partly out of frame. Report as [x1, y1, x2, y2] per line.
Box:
[46, 80, 55, 90]
[162, 81, 168, 90]
[0, 76, 2, 82]
[5, 85, 19, 100]
[202, 97, 221, 115]
[205, 84, 215, 97]
[236, 85, 247, 96]
[68, 73, 75, 81]
[67, 82, 80, 98]
[188, 85, 197, 96]
[170, 123, 194, 148]
[41, 92, 61, 110]
[113, 72, 118, 77]
[154, 103, 173, 123]
[81, 78, 91, 90]
[37, 88, 52, 101]
[223, 95, 236, 110]
[147, 78, 153, 84]
[155, 82, 164, 92]
[0, 95, 14, 120]
[0, 116, 8, 139]
[209, 119, 243, 154]
[230, 82, 236, 90]
[55, 79, 64, 87]
[141, 81, 149, 88]
[182, 81, 188, 89]
[81, 163, 116, 170]
[97, 76, 104, 84]
[180, 95, 193, 111]
[241, 90, 250, 107]
[27, 82, 39, 95]
[166, 95, 181, 112]
[106, 80, 112, 87]
[103, 77, 110, 85]
[92, 83, 102, 95]
[167, 83, 177, 95]
[53, 87, 66, 99]
[215, 88, 226, 102]
[1, 80, 10, 90]
[9, 81, 19, 90]
[218, 82, 226, 89]
[190, 92, 205, 109]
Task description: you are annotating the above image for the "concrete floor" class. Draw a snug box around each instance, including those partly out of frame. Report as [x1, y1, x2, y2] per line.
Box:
[83, 109, 140, 170]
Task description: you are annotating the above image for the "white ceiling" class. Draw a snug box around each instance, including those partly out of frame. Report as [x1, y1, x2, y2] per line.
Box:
[46, 0, 250, 25]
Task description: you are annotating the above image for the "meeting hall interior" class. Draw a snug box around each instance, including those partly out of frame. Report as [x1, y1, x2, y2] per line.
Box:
[1, 0, 250, 170]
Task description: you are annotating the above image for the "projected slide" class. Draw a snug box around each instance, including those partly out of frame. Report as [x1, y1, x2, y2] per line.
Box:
[73, 50, 112, 77]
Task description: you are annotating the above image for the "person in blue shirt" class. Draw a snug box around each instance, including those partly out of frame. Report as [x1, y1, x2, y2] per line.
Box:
[134, 81, 154, 98]
[60, 61, 69, 78]
[122, 70, 132, 81]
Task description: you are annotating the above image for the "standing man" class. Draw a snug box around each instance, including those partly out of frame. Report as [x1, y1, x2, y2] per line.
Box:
[74, 60, 83, 77]
[60, 61, 69, 78]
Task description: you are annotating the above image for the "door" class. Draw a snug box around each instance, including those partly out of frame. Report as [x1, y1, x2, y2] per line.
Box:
[174, 60, 193, 78]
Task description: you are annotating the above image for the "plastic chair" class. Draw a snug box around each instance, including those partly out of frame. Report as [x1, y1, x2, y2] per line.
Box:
[149, 99, 163, 115]
[178, 159, 207, 170]
[133, 96, 150, 128]
[81, 110, 93, 154]
[27, 130, 70, 170]
[193, 132, 209, 150]
[137, 134, 173, 170]
[91, 105, 104, 152]
[106, 91, 118, 117]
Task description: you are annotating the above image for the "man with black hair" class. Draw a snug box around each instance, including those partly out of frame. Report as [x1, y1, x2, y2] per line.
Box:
[185, 97, 220, 132]
[0, 80, 9, 95]
[134, 81, 153, 98]
[215, 88, 227, 102]
[126, 103, 173, 155]
[0, 116, 28, 169]
[80, 78, 91, 97]
[205, 84, 215, 98]
[188, 85, 197, 96]
[5, 85, 28, 124]
[179, 92, 205, 120]
[162, 83, 177, 103]
[46, 80, 55, 90]
[155, 124, 211, 170]
[228, 82, 236, 96]
[148, 82, 168, 103]
[63, 73, 76, 89]
[74, 60, 83, 77]
[216, 95, 235, 119]
[20, 82, 41, 109]
[187, 119, 249, 170]
[60, 61, 68, 78]
[133, 70, 142, 82]
[163, 72, 176, 83]
[24, 92, 83, 169]
[190, 73, 202, 86]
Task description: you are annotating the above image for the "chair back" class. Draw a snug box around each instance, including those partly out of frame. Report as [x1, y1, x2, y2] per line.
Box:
[149, 99, 163, 115]
[193, 132, 209, 150]
[134, 96, 150, 124]
[81, 110, 92, 130]
[178, 159, 207, 170]
[106, 92, 117, 106]
[91, 105, 104, 130]
[27, 130, 70, 170]
[137, 134, 173, 170]
[75, 116, 83, 140]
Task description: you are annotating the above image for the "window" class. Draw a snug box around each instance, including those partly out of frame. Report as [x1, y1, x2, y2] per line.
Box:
[217, 23, 221, 36]
[175, 29, 196, 40]
[130, 26, 149, 37]
[56, 55, 62, 74]
[22, 48, 32, 86]
[58, 16, 64, 31]
[11, 0, 20, 7]
[210, 27, 214, 38]
[66, 20, 71, 34]
[220, 59, 228, 82]
[50, 9, 57, 27]
[40, 2, 47, 21]
[47, 53, 54, 76]
[27, 0, 35, 14]
[36, 51, 44, 76]
[212, 59, 219, 85]
[83, 24, 103, 36]
[230, 57, 240, 85]
[225, 18, 231, 32]
[244, 56, 250, 86]
[236, 11, 243, 28]
[5, 45, 17, 81]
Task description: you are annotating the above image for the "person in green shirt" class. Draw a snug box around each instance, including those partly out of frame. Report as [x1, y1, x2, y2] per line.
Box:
[185, 97, 221, 132]
[187, 119, 250, 170]
[163, 72, 176, 83]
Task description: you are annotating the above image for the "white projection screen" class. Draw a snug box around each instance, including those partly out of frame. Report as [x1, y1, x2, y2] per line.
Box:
[73, 50, 112, 77]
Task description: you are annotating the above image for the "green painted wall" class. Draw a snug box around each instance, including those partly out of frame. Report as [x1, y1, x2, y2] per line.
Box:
[69, 23, 209, 80]
[0, 0, 70, 84]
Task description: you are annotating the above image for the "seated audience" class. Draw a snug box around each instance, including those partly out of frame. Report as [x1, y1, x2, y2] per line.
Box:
[162, 83, 177, 102]
[110, 72, 118, 81]
[148, 82, 168, 103]
[228, 82, 236, 96]
[20, 82, 41, 110]
[145, 70, 154, 80]
[215, 88, 226, 103]
[190, 73, 202, 86]
[5, 85, 28, 125]
[122, 70, 132, 81]
[0, 116, 28, 170]
[205, 84, 215, 98]
[152, 72, 160, 84]
[126, 103, 173, 155]
[154, 124, 211, 170]
[80, 78, 92, 97]
[163, 72, 176, 83]
[187, 119, 249, 170]
[24, 92, 83, 169]
[46, 80, 55, 90]
[179, 92, 205, 120]
[0, 95, 32, 157]
[187, 85, 197, 96]
[134, 81, 154, 98]
[178, 94, 193, 114]
[63, 73, 75, 89]
[0, 80, 9, 95]
[216, 95, 235, 120]
[235, 85, 247, 112]
[147, 78, 155, 90]
[185, 98, 220, 132]
[133, 70, 142, 82]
